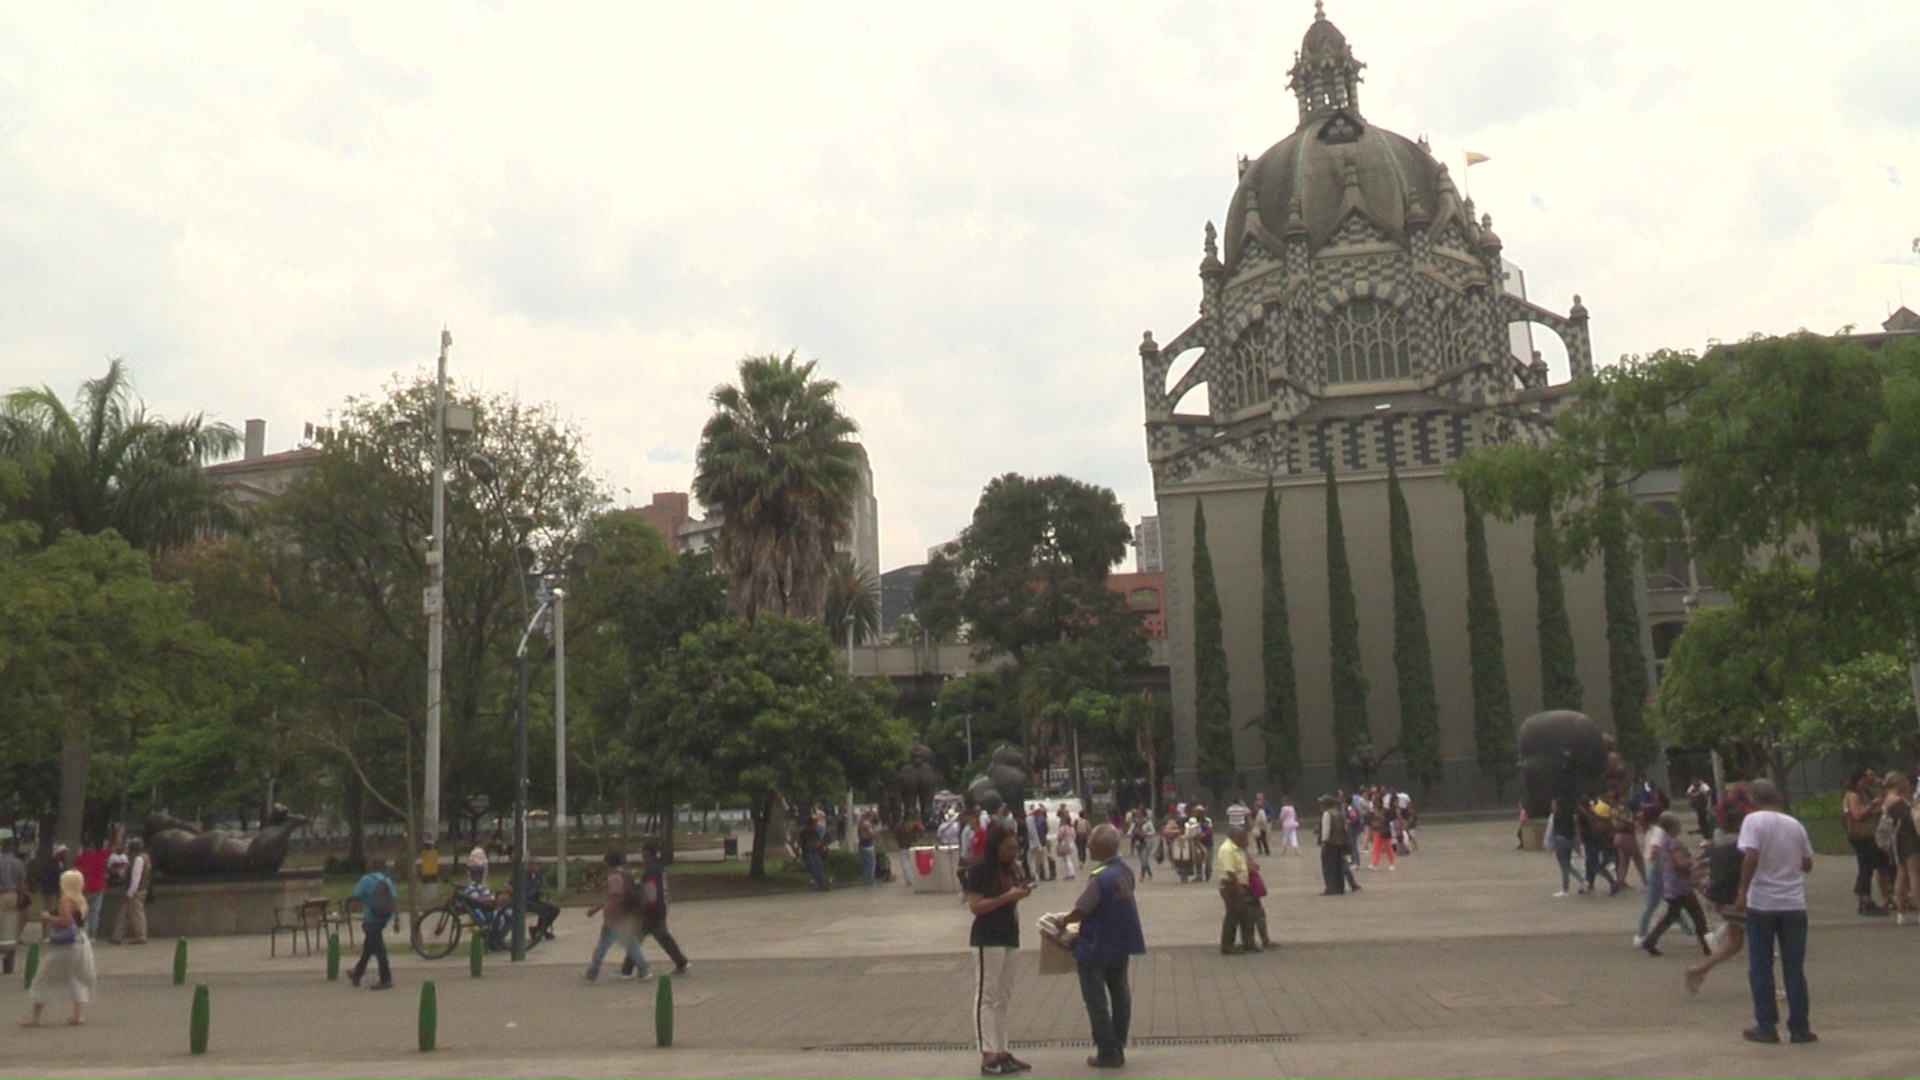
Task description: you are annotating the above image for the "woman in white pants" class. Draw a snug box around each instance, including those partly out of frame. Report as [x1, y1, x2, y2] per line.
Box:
[965, 823, 1031, 1076]
[1053, 807, 1078, 880]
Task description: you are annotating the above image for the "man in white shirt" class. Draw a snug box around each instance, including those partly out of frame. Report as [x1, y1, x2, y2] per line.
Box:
[112, 839, 150, 945]
[1226, 799, 1249, 831]
[1733, 778, 1815, 1045]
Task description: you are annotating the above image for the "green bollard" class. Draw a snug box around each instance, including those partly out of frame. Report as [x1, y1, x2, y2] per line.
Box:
[189, 983, 210, 1055]
[468, 931, 483, 977]
[173, 937, 188, 985]
[418, 979, 437, 1052]
[23, 942, 39, 990]
[655, 974, 674, 1048]
[326, 932, 340, 981]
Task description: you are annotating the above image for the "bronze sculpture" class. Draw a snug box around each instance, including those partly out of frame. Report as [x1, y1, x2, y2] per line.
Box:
[143, 804, 308, 876]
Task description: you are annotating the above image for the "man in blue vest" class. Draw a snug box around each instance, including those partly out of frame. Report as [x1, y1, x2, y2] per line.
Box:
[1061, 824, 1147, 1070]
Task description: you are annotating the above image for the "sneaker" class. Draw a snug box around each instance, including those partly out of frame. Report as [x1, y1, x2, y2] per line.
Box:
[581, 970, 599, 982]
[1632, 934, 1645, 947]
[348, 970, 362, 988]
[980, 1059, 1015, 1076]
[1789, 1031, 1818, 1045]
[1552, 890, 1569, 898]
[633, 970, 654, 982]
[1087, 1053, 1126, 1070]
[1641, 941, 1663, 957]
[1005, 1056, 1034, 1072]
[673, 964, 691, 977]
[1742, 1027, 1779, 1044]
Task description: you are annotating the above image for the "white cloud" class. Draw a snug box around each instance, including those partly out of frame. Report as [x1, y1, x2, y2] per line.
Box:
[3, 1, 1917, 568]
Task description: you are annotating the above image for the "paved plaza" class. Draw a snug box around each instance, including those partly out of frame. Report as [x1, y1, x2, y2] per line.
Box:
[5, 820, 1914, 1079]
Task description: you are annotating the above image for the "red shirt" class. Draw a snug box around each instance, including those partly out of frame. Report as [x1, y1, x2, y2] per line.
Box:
[74, 847, 111, 893]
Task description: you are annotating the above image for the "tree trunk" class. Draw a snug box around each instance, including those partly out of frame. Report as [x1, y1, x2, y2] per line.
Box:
[56, 734, 89, 851]
[659, 796, 677, 863]
[748, 792, 775, 880]
[346, 778, 366, 864]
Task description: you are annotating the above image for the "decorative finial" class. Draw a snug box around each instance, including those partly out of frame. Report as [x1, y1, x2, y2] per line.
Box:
[1314, 0, 1326, 20]
[1204, 221, 1218, 260]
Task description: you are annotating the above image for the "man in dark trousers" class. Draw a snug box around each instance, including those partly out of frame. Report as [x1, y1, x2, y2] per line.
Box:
[1062, 824, 1146, 1070]
[347, 857, 397, 989]
[621, 841, 690, 977]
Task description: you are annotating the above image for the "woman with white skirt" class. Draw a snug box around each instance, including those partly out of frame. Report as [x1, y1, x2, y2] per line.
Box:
[24, 869, 96, 1027]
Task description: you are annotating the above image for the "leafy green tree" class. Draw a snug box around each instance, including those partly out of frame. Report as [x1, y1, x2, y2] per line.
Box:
[929, 672, 1021, 786]
[646, 615, 910, 877]
[1534, 515, 1583, 712]
[1076, 691, 1173, 811]
[908, 547, 968, 644]
[825, 553, 880, 647]
[1462, 490, 1516, 795]
[922, 473, 1141, 665]
[1190, 501, 1235, 798]
[1, 361, 241, 848]
[694, 352, 863, 622]
[0, 531, 261, 842]
[1786, 653, 1919, 766]
[1325, 465, 1370, 781]
[1386, 465, 1442, 793]
[265, 376, 605, 846]
[1257, 479, 1301, 792]
[1602, 519, 1654, 768]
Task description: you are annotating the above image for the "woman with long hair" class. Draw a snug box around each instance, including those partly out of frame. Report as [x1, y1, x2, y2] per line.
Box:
[965, 821, 1031, 1076]
[1841, 768, 1892, 916]
[1642, 812, 1711, 958]
[23, 869, 96, 1027]
[1880, 773, 1920, 923]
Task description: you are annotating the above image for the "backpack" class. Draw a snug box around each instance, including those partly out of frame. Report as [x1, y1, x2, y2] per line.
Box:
[369, 876, 396, 919]
[1704, 843, 1742, 906]
[1875, 808, 1899, 857]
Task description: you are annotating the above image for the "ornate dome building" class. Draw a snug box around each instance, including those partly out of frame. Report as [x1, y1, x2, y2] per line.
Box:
[1141, 6, 1614, 804]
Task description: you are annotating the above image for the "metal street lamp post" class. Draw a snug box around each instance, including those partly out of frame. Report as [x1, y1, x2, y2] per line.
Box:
[424, 329, 451, 882]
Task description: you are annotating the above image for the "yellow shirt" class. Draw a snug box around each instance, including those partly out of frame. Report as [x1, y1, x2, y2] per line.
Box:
[1214, 837, 1249, 885]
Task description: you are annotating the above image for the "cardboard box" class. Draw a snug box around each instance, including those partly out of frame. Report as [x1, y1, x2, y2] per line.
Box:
[1038, 930, 1077, 975]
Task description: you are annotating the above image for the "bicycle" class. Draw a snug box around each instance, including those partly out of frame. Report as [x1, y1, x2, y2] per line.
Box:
[411, 890, 548, 959]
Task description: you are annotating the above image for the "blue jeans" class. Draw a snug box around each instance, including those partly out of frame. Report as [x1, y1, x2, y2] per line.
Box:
[586, 922, 648, 978]
[1077, 958, 1131, 1060]
[1637, 861, 1664, 936]
[803, 851, 828, 890]
[1552, 837, 1575, 891]
[860, 846, 875, 887]
[1746, 909, 1810, 1036]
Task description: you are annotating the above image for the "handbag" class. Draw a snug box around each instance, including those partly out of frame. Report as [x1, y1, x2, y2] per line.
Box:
[48, 921, 77, 946]
[1247, 868, 1267, 899]
[1843, 803, 1879, 843]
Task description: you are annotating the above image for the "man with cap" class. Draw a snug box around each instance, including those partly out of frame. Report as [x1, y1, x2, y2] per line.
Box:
[1061, 824, 1146, 1070]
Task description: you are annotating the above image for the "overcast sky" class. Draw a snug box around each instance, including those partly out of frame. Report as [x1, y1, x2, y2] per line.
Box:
[4, 1, 1917, 571]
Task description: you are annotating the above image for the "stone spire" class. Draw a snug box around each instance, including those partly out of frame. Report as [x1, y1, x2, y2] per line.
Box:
[1286, 3, 1366, 127]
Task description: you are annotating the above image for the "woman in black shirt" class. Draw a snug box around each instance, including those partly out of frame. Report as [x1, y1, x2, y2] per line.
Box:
[966, 821, 1031, 1076]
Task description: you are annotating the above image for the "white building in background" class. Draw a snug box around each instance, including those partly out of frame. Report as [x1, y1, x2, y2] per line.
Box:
[1134, 515, 1164, 573]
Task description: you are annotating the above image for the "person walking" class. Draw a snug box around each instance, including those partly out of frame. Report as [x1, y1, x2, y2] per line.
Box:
[1840, 769, 1892, 916]
[1317, 796, 1347, 896]
[857, 811, 878, 888]
[965, 822, 1030, 1076]
[1633, 813, 1672, 948]
[1215, 826, 1258, 953]
[1026, 805, 1052, 883]
[1733, 778, 1815, 1045]
[1547, 798, 1578, 897]
[1054, 806, 1078, 881]
[22, 869, 95, 1027]
[582, 851, 651, 982]
[110, 839, 149, 946]
[1279, 797, 1299, 855]
[631, 841, 691, 976]
[798, 817, 830, 892]
[1687, 807, 1749, 995]
[1367, 802, 1396, 871]
[1251, 796, 1271, 857]
[1641, 812, 1711, 958]
[346, 857, 397, 990]
[1061, 825, 1146, 1070]
[0, 839, 26, 975]
[72, 839, 109, 941]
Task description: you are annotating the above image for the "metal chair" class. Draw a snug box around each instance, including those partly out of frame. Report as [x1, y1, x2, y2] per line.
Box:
[269, 907, 305, 958]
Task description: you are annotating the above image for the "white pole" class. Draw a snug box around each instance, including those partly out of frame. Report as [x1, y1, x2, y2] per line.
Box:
[554, 587, 568, 899]
[424, 327, 450, 881]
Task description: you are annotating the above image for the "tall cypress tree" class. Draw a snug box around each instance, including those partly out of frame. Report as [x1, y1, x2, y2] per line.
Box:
[1534, 513, 1583, 712]
[1601, 513, 1654, 768]
[1387, 464, 1441, 792]
[1325, 464, 1370, 781]
[1464, 489, 1516, 795]
[1259, 478, 1302, 792]
[1191, 500, 1235, 798]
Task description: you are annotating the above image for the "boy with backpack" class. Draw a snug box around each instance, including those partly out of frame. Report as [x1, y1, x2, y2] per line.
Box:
[348, 857, 397, 990]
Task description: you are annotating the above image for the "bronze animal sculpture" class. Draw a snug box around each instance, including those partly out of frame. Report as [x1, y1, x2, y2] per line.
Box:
[143, 804, 308, 875]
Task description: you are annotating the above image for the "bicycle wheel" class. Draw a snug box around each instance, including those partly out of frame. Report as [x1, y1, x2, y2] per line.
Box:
[411, 902, 463, 959]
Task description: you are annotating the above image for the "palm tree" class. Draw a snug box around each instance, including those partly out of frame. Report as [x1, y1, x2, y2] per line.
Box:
[1, 360, 241, 552]
[1, 360, 240, 849]
[694, 352, 863, 621]
[825, 553, 881, 646]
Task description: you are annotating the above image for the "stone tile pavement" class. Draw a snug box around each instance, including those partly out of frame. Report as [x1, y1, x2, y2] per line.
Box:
[5, 821, 1915, 1078]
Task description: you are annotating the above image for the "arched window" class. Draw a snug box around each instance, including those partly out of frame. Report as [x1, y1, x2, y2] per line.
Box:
[1327, 299, 1412, 384]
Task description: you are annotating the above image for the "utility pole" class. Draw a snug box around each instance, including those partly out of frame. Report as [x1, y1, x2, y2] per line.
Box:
[424, 328, 450, 883]
[553, 587, 568, 900]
